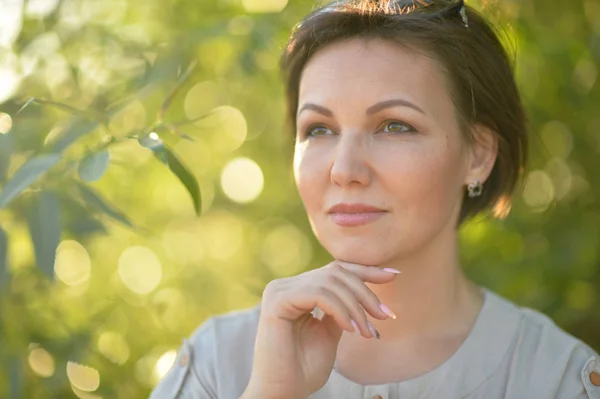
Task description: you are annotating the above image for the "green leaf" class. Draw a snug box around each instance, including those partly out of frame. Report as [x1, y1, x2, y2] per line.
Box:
[16, 97, 35, 115]
[77, 150, 110, 182]
[158, 60, 197, 121]
[164, 147, 201, 215]
[139, 134, 201, 215]
[27, 191, 61, 280]
[0, 153, 61, 208]
[49, 118, 101, 153]
[0, 226, 7, 288]
[138, 133, 169, 163]
[0, 133, 13, 182]
[164, 122, 194, 141]
[76, 182, 134, 228]
[18, 97, 107, 122]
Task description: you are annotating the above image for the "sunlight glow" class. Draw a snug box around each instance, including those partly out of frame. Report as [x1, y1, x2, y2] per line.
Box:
[523, 170, 555, 212]
[221, 157, 264, 203]
[0, 53, 22, 103]
[98, 331, 130, 365]
[28, 346, 55, 378]
[118, 246, 162, 295]
[0, 113, 12, 134]
[154, 350, 177, 381]
[54, 240, 92, 287]
[261, 224, 313, 276]
[66, 361, 100, 392]
[242, 0, 288, 13]
[0, 0, 23, 47]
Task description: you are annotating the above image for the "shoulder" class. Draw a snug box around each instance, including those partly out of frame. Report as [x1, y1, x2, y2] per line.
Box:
[190, 304, 261, 387]
[150, 303, 261, 399]
[189, 303, 261, 352]
[492, 291, 600, 398]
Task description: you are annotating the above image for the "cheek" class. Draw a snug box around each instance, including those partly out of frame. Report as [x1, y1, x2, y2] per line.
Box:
[379, 140, 465, 210]
[294, 143, 328, 210]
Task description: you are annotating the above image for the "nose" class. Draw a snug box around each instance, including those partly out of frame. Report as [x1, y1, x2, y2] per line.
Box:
[330, 133, 371, 187]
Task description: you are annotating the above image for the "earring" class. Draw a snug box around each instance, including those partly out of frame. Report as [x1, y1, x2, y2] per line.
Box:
[467, 180, 483, 198]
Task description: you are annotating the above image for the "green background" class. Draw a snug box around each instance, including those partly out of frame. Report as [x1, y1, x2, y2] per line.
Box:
[0, 0, 599, 397]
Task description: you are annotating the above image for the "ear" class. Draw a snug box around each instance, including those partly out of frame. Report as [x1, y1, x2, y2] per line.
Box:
[465, 124, 498, 184]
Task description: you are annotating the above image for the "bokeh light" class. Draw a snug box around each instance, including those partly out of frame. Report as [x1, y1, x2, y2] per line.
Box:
[81, 0, 127, 25]
[28, 345, 55, 378]
[135, 352, 164, 388]
[162, 220, 206, 265]
[54, 240, 92, 287]
[191, 105, 248, 153]
[523, 170, 555, 211]
[108, 99, 146, 135]
[540, 121, 573, 159]
[201, 210, 244, 261]
[261, 224, 313, 277]
[0, 2, 22, 47]
[97, 331, 130, 365]
[572, 57, 598, 94]
[184, 81, 225, 123]
[118, 246, 162, 295]
[0, 52, 21, 103]
[66, 361, 100, 392]
[0, 112, 13, 134]
[154, 350, 177, 382]
[546, 158, 573, 200]
[25, 0, 60, 18]
[242, 0, 288, 13]
[220, 157, 264, 203]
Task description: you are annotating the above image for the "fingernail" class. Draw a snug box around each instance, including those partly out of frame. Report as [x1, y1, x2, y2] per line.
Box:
[382, 268, 401, 274]
[367, 321, 380, 339]
[350, 319, 359, 332]
[380, 303, 396, 319]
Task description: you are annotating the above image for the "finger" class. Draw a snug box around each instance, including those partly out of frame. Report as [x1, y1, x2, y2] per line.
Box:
[326, 261, 400, 284]
[328, 268, 392, 321]
[323, 277, 378, 338]
[308, 287, 358, 333]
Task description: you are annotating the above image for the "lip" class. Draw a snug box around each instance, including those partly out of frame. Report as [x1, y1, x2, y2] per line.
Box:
[328, 203, 385, 213]
[327, 203, 387, 227]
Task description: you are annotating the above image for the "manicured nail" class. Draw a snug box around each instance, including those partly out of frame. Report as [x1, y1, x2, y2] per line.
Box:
[350, 319, 359, 332]
[382, 268, 401, 274]
[367, 321, 380, 339]
[380, 303, 396, 319]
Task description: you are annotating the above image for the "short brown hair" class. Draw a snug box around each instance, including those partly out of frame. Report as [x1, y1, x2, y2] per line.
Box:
[280, 0, 528, 225]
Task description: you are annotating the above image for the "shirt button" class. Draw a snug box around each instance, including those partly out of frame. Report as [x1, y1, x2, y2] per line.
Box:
[180, 354, 189, 367]
[590, 371, 600, 386]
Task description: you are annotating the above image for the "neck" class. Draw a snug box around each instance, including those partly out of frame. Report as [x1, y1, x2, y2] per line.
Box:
[365, 226, 483, 341]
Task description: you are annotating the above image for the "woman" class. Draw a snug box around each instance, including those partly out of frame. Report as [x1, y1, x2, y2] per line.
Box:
[151, 0, 600, 398]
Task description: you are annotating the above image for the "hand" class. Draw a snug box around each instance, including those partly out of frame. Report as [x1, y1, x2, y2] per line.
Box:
[243, 261, 400, 399]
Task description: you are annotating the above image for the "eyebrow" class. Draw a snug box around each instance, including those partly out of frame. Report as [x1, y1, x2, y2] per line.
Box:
[297, 98, 425, 118]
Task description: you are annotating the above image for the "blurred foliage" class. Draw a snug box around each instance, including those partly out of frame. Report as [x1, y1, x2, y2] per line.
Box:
[0, 0, 598, 397]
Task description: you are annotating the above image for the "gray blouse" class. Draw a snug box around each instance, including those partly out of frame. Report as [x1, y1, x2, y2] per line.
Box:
[150, 287, 600, 398]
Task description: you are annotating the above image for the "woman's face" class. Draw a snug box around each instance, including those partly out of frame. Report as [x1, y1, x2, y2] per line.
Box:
[294, 38, 477, 266]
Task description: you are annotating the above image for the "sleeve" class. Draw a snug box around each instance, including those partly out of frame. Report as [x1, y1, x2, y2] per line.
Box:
[149, 319, 218, 399]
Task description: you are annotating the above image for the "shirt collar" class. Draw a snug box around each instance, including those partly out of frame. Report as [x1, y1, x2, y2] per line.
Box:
[328, 286, 522, 397]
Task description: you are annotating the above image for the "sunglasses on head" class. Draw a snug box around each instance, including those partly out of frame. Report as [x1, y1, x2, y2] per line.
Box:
[314, 0, 469, 29]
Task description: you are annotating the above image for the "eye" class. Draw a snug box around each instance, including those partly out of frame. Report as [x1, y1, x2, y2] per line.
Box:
[305, 125, 335, 137]
[381, 121, 416, 134]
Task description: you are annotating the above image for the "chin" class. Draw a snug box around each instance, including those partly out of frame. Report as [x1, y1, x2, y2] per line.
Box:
[324, 238, 394, 267]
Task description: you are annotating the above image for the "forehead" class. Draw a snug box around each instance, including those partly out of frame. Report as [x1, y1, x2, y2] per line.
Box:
[298, 38, 451, 111]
